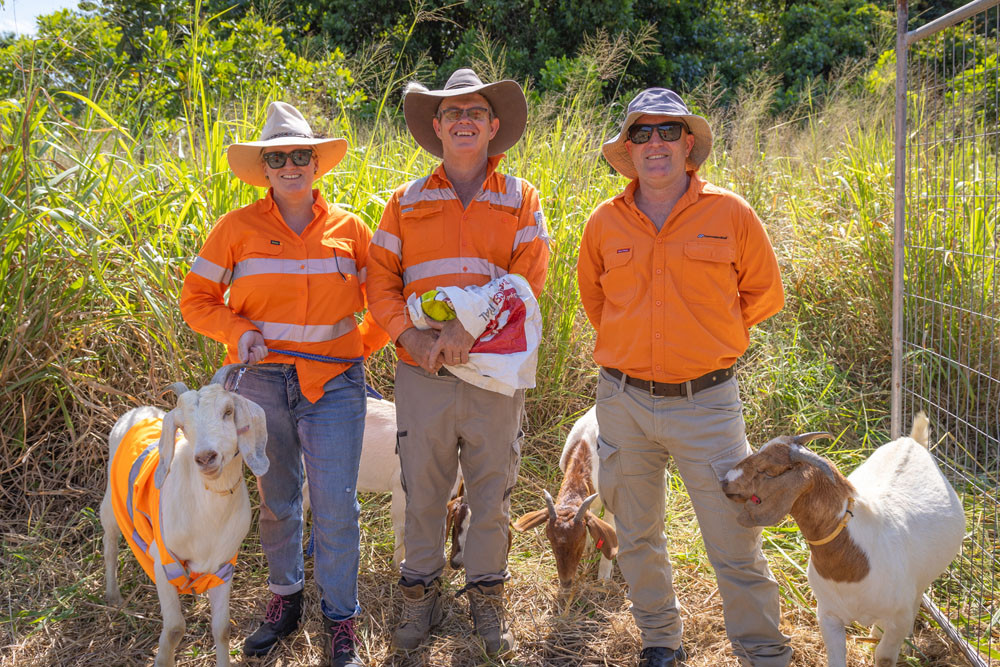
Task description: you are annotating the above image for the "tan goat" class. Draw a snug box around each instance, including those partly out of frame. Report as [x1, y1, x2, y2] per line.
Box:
[513, 407, 617, 588]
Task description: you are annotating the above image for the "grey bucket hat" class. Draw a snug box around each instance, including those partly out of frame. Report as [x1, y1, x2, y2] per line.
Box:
[602, 88, 713, 179]
[403, 68, 527, 158]
[227, 101, 347, 187]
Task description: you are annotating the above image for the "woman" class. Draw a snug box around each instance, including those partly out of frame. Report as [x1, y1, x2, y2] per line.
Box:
[181, 101, 387, 667]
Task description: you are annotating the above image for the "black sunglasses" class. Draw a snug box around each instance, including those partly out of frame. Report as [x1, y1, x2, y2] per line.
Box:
[262, 149, 315, 169]
[627, 122, 687, 144]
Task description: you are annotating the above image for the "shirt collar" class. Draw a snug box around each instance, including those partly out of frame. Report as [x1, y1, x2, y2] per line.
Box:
[259, 188, 329, 215]
[429, 153, 506, 189]
[617, 170, 705, 212]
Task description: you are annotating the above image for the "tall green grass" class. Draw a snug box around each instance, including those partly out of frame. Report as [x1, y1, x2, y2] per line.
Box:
[7, 24, 984, 663]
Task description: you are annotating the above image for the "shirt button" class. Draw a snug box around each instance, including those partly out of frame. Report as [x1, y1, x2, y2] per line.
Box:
[656, 268, 663, 275]
[462, 266, 468, 272]
[655, 332, 661, 338]
[656, 364, 662, 370]
[656, 239, 663, 244]
[655, 300, 662, 306]
[300, 264, 305, 270]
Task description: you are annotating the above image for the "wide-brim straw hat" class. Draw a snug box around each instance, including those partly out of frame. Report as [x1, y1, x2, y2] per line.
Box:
[227, 101, 348, 187]
[403, 68, 527, 158]
[602, 88, 713, 179]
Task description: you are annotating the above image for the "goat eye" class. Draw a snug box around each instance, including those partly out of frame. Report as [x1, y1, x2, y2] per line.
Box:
[223, 407, 233, 418]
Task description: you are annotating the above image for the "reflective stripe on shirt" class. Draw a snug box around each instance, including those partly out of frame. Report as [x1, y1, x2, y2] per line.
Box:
[402, 257, 505, 286]
[251, 315, 357, 343]
[400, 176, 456, 206]
[190, 256, 232, 285]
[232, 256, 358, 281]
[372, 229, 402, 258]
[475, 173, 523, 209]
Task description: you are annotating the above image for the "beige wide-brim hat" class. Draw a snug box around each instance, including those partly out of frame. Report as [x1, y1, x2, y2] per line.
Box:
[602, 88, 713, 179]
[227, 101, 348, 187]
[403, 68, 527, 158]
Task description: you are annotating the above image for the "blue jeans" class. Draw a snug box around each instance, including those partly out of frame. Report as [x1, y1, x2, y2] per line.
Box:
[232, 363, 366, 621]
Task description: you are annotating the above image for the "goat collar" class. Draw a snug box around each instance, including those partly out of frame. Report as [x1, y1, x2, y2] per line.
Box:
[805, 497, 855, 546]
[204, 476, 242, 496]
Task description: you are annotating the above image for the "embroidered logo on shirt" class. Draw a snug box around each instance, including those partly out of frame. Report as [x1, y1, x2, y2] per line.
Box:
[697, 234, 727, 240]
[270, 240, 282, 245]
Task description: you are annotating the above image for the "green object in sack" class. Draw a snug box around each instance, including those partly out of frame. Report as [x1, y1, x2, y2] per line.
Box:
[421, 289, 456, 321]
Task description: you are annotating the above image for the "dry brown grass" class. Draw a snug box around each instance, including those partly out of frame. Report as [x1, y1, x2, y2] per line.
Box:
[0, 399, 971, 667]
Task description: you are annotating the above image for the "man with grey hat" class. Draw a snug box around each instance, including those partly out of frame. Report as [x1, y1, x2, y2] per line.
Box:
[577, 88, 788, 667]
[366, 68, 549, 656]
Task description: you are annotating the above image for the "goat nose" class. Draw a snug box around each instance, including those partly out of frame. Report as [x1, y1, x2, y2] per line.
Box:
[195, 451, 218, 467]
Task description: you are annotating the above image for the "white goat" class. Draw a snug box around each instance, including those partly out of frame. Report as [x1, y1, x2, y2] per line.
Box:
[100, 365, 268, 667]
[303, 396, 461, 566]
[721, 412, 965, 667]
[513, 406, 618, 588]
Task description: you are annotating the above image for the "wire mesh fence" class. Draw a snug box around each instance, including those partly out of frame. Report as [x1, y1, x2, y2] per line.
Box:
[896, 1, 1000, 664]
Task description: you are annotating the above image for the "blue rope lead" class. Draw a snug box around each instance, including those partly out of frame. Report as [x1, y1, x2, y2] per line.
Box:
[269, 347, 384, 400]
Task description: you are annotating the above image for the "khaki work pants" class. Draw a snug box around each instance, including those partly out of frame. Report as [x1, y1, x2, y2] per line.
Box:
[394, 361, 524, 585]
[595, 368, 792, 667]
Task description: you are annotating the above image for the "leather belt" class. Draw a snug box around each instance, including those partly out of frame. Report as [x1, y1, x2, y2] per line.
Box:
[601, 366, 734, 397]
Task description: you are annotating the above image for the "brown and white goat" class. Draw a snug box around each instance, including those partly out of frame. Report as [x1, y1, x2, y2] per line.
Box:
[100, 364, 268, 667]
[513, 407, 618, 588]
[445, 480, 512, 569]
[721, 412, 964, 667]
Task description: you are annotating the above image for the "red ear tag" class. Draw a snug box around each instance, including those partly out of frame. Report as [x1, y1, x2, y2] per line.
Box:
[751, 495, 761, 505]
[595, 538, 605, 549]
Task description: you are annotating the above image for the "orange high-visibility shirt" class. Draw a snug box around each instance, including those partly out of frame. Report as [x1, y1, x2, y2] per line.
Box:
[366, 155, 550, 365]
[181, 190, 389, 402]
[110, 418, 237, 595]
[577, 173, 784, 383]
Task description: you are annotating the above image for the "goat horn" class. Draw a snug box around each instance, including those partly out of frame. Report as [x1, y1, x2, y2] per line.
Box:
[544, 489, 557, 522]
[210, 363, 251, 387]
[789, 444, 837, 483]
[793, 431, 835, 445]
[159, 382, 192, 399]
[574, 493, 599, 524]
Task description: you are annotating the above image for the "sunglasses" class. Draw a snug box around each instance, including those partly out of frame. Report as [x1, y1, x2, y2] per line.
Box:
[437, 106, 491, 123]
[627, 122, 688, 144]
[262, 149, 315, 169]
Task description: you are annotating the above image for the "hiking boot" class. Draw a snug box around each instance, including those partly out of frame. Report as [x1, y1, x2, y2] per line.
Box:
[391, 578, 443, 651]
[243, 590, 303, 657]
[465, 581, 515, 656]
[326, 617, 364, 667]
[638, 645, 688, 667]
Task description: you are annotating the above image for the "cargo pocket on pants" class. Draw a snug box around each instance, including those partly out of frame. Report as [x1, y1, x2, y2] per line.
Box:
[502, 429, 524, 502]
[396, 430, 409, 496]
[596, 436, 622, 515]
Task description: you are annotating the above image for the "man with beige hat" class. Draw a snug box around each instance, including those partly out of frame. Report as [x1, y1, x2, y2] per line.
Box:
[577, 88, 789, 667]
[366, 68, 549, 656]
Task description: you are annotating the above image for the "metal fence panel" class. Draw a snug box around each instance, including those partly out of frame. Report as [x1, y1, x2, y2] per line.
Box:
[896, 1, 1000, 665]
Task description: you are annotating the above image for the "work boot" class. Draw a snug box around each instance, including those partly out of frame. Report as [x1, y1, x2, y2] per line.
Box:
[637, 645, 688, 667]
[465, 581, 515, 656]
[391, 578, 443, 651]
[244, 590, 303, 656]
[326, 617, 364, 667]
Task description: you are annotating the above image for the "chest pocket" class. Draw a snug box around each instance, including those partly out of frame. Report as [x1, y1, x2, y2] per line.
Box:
[475, 208, 519, 266]
[399, 203, 445, 263]
[601, 248, 636, 306]
[320, 237, 361, 286]
[681, 241, 737, 304]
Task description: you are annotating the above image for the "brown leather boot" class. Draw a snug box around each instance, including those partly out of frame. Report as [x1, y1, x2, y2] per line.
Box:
[465, 581, 515, 656]
[391, 578, 443, 651]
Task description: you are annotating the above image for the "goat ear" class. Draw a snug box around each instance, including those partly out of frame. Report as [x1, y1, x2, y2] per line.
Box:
[512, 509, 548, 532]
[154, 409, 180, 489]
[585, 512, 619, 559]
[233, 395, 269, 477]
